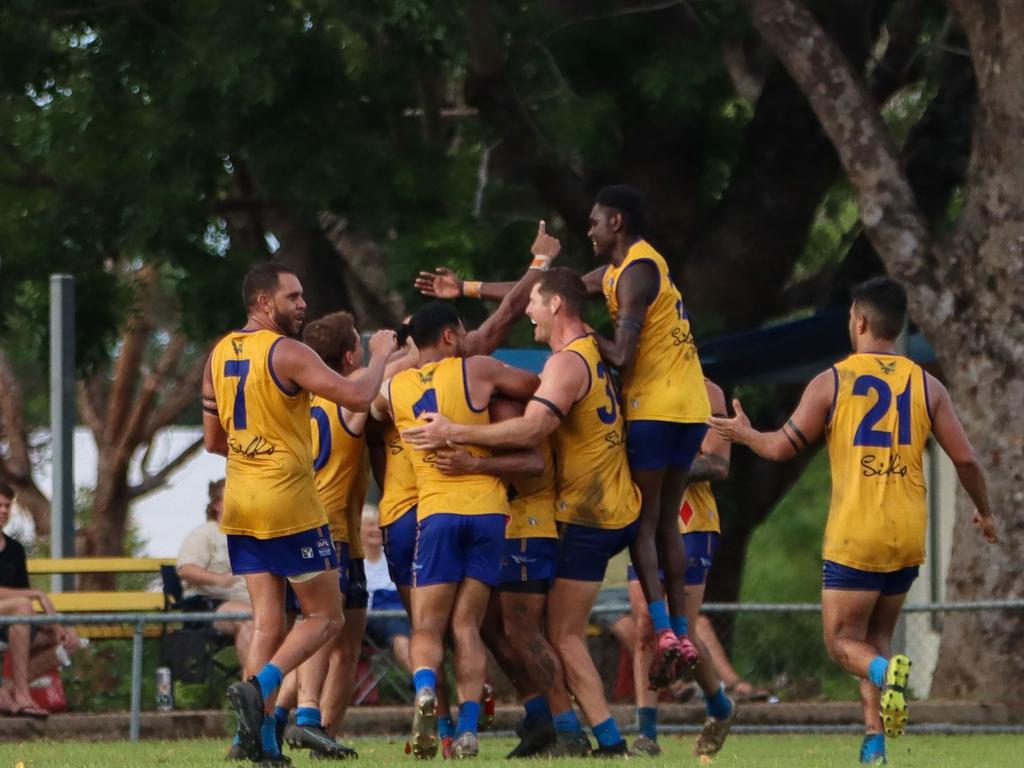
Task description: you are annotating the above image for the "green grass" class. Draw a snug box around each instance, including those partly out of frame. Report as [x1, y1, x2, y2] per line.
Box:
[0, 735, 1019, 767]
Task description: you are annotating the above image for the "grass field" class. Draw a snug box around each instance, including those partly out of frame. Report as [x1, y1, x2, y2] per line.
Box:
[0, 735, 1018, 767]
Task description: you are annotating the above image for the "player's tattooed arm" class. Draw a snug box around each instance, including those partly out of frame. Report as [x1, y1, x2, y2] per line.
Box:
[433, 444, 544, 479]
[709, 370, 833, 461]
[201, 353, 227, 456]
[595, 260, 658, 369]
[927, 374, 998, 543]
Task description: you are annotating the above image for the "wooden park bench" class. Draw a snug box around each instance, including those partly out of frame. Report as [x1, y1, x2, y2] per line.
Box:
[27, 557, 174, 638]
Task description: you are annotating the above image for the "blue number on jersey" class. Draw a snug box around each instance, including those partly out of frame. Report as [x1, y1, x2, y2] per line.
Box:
[311, 405, 332, 471]
[223, 359, 251, 430]
[852, 375, 912, 448]
[412, 388, 438, 418]
[595, 362, 618, 425]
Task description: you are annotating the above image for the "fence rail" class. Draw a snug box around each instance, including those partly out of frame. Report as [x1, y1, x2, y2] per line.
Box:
[2, 599, 1021, 742]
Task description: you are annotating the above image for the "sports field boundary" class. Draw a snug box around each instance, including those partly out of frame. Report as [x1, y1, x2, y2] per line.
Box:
[0, 701, 1015, 742]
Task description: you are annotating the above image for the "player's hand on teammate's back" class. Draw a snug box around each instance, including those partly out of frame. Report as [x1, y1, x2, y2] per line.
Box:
[531, 219, 561, 260]
[402, 412, 453, 450]
[368, 329, 399, 358]
[708, 398, 752, 443]
[415, 266, 461, 299]
[433, 444, 478, 475]
[972, 509, 999, 544]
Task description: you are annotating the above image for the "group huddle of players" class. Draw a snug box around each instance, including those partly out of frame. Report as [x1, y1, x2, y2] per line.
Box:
[202, 185, 998, 766]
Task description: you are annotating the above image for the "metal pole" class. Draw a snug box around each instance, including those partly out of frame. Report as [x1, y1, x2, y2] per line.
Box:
[49, 274, 76, 593]
[130, 619, 144, 742]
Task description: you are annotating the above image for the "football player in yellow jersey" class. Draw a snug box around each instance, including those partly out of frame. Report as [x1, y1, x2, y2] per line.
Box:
[710, 277, 998, 765]
[386, 302, 539, 760]
[202, 263, 397, 764]
[276, 311, 391, 759]
[625, 378, 735, 758]
[404, 268, 641, 757]
[432, 398, 572, 758]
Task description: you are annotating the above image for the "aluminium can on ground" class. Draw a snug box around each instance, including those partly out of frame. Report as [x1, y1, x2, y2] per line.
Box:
[155, 666, 173, 711]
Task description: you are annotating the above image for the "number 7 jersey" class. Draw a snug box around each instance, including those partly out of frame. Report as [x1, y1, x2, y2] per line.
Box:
[211, 329, 327, 539]
[824, 353, 933, 571]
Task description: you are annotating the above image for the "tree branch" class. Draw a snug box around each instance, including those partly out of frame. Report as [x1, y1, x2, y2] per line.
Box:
[143, 351, 207, 440]
[119, 332, 186, 457]
[743, 0, 934, 294]
[126, 436, 204, 502]
[76, 376, 106, 443]
[0, 345, 51, 533]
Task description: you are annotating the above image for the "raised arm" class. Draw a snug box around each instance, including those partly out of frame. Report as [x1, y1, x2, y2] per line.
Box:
[927, 375, 998, 543]
[594, 260, 658, 368]
[709, 369, 835, 462]
[403, 351, 586, 451]
[687, 380, 731, 482]
[202, 353, 228, 456]
[582, 266, 608, 296]
[274, 330, 398, 412]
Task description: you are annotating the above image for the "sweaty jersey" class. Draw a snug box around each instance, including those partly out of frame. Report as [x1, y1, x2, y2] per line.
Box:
[506, 438, 558, 540]
[602, 240, 710, 424]
[679, 481, 719, 534]
[551, 336, 641, 529]
[378, 421, 419, 528]
[391, 357, 509, 520]
[310, 396, 366, 550]
[211, 329, 326, 539]
[824, 353, 933, 571]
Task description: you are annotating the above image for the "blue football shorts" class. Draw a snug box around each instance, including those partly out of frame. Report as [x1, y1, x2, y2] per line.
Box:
[555, 520, 639, 582]
[413, 513, 507, 588]
[381, 505, 417, 589]
[822, 561, 920, 595]
[498, 537, 559, 593]
[626, 421, 708, 471]
[627, 531, 719, 586]
[227, 525, 337, 578]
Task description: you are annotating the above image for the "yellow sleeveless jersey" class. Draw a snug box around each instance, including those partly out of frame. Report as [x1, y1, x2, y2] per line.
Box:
[602, 240, 710, 424]
[824, 354, 933, 571]
[391, 357, 509, 520]
[679, 481, 719, 534]
[211, 329, 326, 538]
[345, 448, 370, 558]
[310, 395, 366, 548]
[506, 438, 558, 539]
[551, 336, 641, 529]
[378, 421, 419, 528]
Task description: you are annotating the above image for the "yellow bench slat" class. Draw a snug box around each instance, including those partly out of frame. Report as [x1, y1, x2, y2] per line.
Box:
[28, 557, 176, 574]
[46, 592, 165, 612]
[77, 625, 165, 639]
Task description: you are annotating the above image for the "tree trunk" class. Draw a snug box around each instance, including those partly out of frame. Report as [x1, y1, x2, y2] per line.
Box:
[744, 0, 1024, 706]
[79, 455, 131, 590]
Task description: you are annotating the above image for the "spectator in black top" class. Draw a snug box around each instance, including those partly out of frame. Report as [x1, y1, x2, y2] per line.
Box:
[0, 481, 81, 717]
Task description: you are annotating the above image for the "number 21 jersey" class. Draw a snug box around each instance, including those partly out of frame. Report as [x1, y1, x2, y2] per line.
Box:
[211, 329, 326, 539]
[824, 353, 932, 571]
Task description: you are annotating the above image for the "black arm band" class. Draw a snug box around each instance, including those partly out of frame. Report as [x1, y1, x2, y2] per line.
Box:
[202, 405, 218, 416]
[786, 419, 809, 447]
[781, 426, 800, 452]
[531, 396, 566, 421]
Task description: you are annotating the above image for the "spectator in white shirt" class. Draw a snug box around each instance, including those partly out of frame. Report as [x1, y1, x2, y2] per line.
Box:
[361, 507, 411, 673]
[176, 480, 253, 669]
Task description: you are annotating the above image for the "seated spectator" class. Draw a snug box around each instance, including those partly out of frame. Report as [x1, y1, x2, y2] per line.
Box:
[0, 481, 82, 718]
[176, 479, 253, 670]
[360, 507, 411, 673]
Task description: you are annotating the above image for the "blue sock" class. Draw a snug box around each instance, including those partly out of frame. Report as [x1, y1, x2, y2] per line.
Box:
[232, 731, 241, 746]
[254, 663, 283, 700]
[705, 684, 732, 720]
[260, 715, 280, 756]
[671, 615, 689, 638]
[647, 600, 672, 633]
[412, 667, 437, 695]
[438, 715, 456, 739]
[523, 695, 551, 725]
[295, 706, 321, 727]
[552, 709, 582, 734]
[592, 716, 622, 748]
[272, 706, 290, 729]
[456, 701, 480, 737]
[868, 656, 889, 689]
[638, 706, 658, 741]
[861, 733, 886, 762]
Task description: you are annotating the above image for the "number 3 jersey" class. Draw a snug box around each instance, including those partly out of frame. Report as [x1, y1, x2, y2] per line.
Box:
[824, 353, 933, 571]
[211, 329, 327, 539]
[390, 357, 509, 520]
[552, 336, 641, 529]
